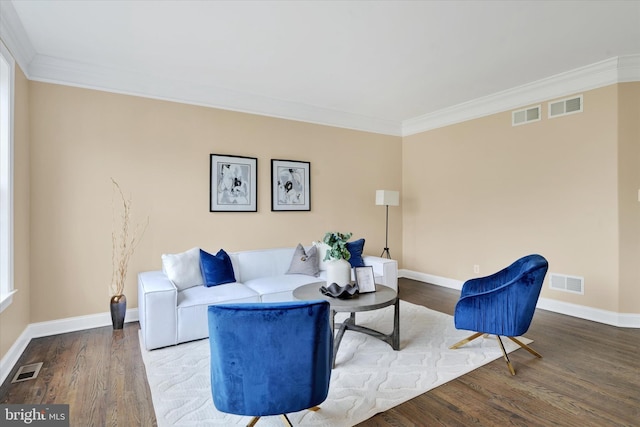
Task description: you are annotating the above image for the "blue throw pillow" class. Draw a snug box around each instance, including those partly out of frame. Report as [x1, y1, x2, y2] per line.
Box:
[346, 238, 366, 268]
[200, 249, 236, 287]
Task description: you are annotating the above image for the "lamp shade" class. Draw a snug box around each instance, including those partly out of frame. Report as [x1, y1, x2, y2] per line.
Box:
[375, 190, 400, 206]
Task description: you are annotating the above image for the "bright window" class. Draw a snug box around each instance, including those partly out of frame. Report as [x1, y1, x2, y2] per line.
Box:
[0, 40, 15, 313]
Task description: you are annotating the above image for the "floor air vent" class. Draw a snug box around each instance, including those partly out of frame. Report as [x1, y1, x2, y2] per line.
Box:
[549, 273, 584, 295]
[11, 362, 43, 383]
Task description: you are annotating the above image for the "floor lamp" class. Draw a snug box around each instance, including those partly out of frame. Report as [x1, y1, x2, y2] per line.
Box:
[375, 190, 399, 259]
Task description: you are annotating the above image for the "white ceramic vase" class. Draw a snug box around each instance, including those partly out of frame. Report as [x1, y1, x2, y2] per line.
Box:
[326, 258, 352, 286]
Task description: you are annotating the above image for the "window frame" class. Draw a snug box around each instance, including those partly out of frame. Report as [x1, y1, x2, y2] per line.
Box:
[0, 40, 16, 313]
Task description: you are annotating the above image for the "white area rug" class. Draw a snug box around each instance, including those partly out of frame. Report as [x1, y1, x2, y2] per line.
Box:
[140, 301, 529, 426]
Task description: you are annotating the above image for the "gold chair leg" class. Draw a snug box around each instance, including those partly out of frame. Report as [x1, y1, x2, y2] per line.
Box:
[280, 414, 293, 427]
[508, 336, 542, 358]
[496, 336, 516, 376]
[245, 408, 315, 427]
[451, 333, 537, 376]
[450, 332, 484, 349]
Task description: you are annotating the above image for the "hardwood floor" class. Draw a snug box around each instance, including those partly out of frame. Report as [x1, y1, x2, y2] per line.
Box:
[0, 322, 155, 426]
[1, 278, 638, 426]
[361, 280, 640, 427]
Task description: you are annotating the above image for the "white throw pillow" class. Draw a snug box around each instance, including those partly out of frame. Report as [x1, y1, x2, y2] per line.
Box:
[161, 247, 203, 291]
[313, 241, 331, 271]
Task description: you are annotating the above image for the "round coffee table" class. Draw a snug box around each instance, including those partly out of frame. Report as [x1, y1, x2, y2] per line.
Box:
[293, 282, 400, 367]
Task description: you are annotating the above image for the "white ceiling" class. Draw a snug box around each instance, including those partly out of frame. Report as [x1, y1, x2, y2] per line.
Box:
[2, 0, 640, 135]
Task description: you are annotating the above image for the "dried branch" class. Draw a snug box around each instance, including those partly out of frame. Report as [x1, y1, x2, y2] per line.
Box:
[111, 178, 148, 296]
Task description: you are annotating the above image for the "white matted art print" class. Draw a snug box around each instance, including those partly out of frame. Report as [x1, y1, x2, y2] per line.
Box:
[355, 266, 376, 293]
[210, 154, 257, 212]
[271, 159, 310, 211]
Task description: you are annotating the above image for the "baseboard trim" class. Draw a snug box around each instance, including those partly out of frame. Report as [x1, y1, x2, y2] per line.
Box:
[535, 298, 640, 328]
[0, 308, 139, 386]
[26, 308, 139, 339]
[399, 269, 640, 328]
[0, 327, 31, 388]
[400, 269, 464, 291]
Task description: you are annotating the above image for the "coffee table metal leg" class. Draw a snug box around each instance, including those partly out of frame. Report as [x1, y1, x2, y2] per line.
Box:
[331, 301, 400, 368]
[392, 297, 400, 350]
[332, 313, 355, 368]
[342, 298, 399, 350]
[330, 310, 335, 333]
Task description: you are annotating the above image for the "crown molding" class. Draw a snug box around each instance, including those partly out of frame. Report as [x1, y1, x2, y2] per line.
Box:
[618, 54, 640, 82]
[27, 54, 403, 136]
[29, 53, 636, 138]
[402, 54, 640, 136]
[0, 3, 637, 138]
[0, 0, 36, 74]
[0, 2, 402, 136]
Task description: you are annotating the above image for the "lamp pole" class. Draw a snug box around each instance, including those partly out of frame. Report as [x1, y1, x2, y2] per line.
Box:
[381, 204, 391, 259]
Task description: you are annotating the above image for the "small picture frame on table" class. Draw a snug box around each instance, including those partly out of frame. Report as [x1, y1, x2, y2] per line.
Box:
[355, 266, 376, 293]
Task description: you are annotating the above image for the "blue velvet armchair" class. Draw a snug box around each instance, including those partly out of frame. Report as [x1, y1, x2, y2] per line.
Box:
[450, 254, 549, 375]
[207, 300, 333, 426]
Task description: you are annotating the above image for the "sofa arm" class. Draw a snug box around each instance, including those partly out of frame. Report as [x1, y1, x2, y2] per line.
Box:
[362, 256, 398, 291]
[138, 271, 178, 350]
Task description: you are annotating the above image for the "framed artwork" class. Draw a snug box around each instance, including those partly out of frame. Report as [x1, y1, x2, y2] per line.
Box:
[355, 266, 376, 293]
[271, 159, 311, 211]
[210, 154, 257, 212]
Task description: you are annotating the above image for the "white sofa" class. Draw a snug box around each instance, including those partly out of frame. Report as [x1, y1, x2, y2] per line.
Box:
[138, 246, 398, 350]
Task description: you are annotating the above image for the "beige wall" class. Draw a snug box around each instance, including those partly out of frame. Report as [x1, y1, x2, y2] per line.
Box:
[617, 82, 640, 313]
[26, 82, 402, 323]
[403, 84, 639, 314]
[1, 72, 637, 362]
[0, 66, 30, 359]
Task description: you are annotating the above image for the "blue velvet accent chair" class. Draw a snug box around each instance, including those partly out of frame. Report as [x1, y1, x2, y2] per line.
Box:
[207, 300, 333, 426]
[450, 254, 549, 375]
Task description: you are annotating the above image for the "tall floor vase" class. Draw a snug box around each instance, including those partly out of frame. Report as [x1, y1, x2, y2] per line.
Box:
[110, 294, 127, 330]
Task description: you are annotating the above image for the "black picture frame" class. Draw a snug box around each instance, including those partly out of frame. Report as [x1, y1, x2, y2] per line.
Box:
[355, 266, 376, 293]
[210, 154, 257, 212]
[271, 159, 311, 211]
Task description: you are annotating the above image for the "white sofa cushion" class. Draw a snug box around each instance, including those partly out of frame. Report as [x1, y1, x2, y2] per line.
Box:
[176, 283, 261, 344]
[177, 282, 258, 308]
[234, 247, 296, 282]
[161, 247, 203, 291]
[244, 274, 321, 300]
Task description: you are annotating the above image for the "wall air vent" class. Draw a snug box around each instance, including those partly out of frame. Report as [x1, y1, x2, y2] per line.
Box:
[549, 273, 584, 295]
[512, 105, 541, 126]
[549, 95, 583, 118]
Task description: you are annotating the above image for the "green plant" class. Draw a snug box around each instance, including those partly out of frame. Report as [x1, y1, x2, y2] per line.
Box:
[322, 231, 353, 261]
